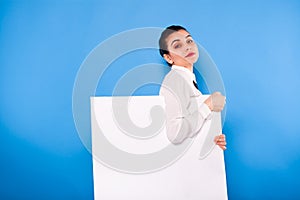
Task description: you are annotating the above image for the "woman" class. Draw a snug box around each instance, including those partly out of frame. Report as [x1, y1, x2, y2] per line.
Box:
[159, 25, 227, 150]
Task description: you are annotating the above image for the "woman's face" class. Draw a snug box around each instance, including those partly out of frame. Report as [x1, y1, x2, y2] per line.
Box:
[164, 29, 199, 68]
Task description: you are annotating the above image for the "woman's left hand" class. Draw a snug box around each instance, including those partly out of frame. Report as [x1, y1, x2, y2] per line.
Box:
[214, 134, 227, 150]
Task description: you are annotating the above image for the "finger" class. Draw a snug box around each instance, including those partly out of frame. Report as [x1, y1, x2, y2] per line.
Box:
[218, 134, 225, 137]
[215, 141, 226, 146]
[216, 136, 226, 144]
[219, 134, 225, 139]
[217, 143, 226, 150]
[216, 141, 227, 146]
[218, 139, 226, 143]
[214, 135, 222, 143]
[216, 137, 226, 142]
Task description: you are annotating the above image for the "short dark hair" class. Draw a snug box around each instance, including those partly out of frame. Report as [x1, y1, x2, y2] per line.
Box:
[159, 25, 188, 66]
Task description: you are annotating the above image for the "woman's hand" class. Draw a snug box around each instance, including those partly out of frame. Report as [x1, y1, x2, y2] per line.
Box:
[214, 134, 227, 150]
[204, 92, 226, 112]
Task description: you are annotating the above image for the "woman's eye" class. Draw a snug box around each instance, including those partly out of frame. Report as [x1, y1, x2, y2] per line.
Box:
[187, 39, 193, 44]
[174, 44, 182, 49]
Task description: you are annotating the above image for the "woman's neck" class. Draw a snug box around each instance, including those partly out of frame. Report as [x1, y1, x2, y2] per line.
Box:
[183, 64, 193, 72]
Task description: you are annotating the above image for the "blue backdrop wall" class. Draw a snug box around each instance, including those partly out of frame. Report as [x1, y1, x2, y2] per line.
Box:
[1, 0, 300, 199]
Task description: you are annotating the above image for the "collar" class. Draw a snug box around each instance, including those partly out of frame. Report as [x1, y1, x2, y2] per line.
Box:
[171, 65, 196, 82]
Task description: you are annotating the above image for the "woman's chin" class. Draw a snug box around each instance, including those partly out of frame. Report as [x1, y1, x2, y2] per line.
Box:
[186, 56, 199, 64]
[188, 58, 198, 65]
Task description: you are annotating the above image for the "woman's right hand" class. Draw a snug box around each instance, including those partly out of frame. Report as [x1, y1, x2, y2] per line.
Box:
[204, 92, 226, 112]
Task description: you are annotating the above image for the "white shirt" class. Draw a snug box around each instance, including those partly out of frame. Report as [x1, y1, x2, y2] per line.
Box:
[160, 65, 211, 144]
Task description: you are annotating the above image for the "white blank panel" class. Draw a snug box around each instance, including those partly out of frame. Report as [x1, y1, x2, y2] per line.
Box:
[91, 96, 227, 200]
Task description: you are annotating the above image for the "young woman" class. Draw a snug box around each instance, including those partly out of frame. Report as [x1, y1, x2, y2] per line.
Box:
[159, 25, 227, 150]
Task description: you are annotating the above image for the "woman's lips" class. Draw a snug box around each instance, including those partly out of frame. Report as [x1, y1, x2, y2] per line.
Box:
[185, 52, 195, 57]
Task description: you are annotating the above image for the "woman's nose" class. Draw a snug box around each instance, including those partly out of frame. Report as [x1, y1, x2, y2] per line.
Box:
[186, 45, 191, 51]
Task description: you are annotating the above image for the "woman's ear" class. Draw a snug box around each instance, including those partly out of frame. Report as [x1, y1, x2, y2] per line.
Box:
[163, 54, 173, 65]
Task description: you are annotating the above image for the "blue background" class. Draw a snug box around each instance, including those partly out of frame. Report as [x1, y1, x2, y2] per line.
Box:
[1, 0, 300, 199]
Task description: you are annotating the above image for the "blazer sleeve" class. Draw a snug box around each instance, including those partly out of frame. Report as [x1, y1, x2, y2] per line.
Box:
[160, 73, 211, 144]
